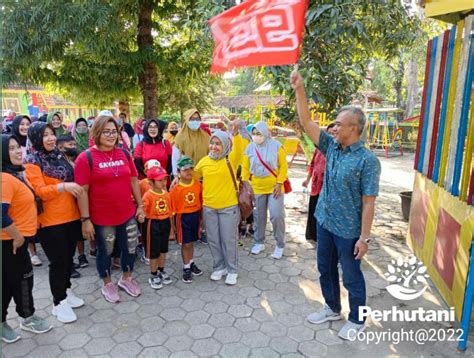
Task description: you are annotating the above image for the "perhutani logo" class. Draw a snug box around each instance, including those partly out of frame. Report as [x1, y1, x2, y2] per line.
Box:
[384, 255, 430, 301]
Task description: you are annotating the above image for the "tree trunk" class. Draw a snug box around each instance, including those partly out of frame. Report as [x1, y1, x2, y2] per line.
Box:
[137, 1, 158, 119]
[118, 99, 130, 118]
[404, 55, 418, 119]
[393, 56, 405, 121]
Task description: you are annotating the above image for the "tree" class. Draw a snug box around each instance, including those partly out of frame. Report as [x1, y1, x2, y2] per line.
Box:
[1, 0, 228, 119]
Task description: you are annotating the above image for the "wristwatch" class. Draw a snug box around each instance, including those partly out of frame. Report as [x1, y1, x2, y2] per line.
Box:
[360, 236, 372, 244]
[80, 217, 91, 223]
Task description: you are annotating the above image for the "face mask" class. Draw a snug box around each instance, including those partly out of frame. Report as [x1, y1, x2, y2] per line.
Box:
[64, 147, 78, 158]
[188, 120, 200, 131]
[116, 119, 124, 127]
[170, 130, 178, 136]
[252, 135, 265, 145]
[76, 127, 88, 134]
[87, 120, 94, 127]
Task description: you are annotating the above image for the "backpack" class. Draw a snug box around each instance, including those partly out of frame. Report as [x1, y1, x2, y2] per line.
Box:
[85, 148, 131, 170]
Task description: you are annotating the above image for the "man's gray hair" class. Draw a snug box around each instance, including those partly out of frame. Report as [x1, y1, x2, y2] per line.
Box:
[338, 106, 366, 135]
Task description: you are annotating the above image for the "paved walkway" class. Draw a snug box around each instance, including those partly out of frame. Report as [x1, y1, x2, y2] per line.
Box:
[3, 154, 473, 358]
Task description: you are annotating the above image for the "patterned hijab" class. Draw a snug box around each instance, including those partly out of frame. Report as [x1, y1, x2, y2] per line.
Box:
[208, 130, 232, 161]
[24, 122, 74, 182]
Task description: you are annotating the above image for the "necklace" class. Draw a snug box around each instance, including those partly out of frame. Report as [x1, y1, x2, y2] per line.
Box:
[100, 148, 120, 177]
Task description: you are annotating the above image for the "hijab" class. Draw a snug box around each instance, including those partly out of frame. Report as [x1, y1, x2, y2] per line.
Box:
[47, 112, 67, 136]
[24, 122, 74, 182]
[11, 115, 31, 147]
[244, 121, 282, 177]
[134, 118, 145, 136]
[208, 130, 232, 161]
[164, 121, 178, 145]
[73, 117, 89, 153]
[143, 119, 167, 144]
[2, 134, 25, 175]
[174, 108, 210, 165]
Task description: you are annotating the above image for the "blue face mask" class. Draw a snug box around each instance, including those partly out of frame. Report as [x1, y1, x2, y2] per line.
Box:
[188, 120, 200, 131]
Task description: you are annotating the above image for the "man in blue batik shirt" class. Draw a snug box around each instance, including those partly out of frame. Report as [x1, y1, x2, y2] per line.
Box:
[291, 70, 381, 341]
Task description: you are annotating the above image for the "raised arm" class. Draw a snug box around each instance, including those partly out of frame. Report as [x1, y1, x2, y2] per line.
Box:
[290, 71, 320, 146]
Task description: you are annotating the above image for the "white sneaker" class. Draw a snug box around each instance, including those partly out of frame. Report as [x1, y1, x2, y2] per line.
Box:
[307, 304, 342, 324]
[66, 289, 84, 309]
[251, 244, 265, 255]
[210, 269, 228, 281]
[52, 299, 77, 323]
[271, 247, 284, 259]
[225, 273, 238, 285]
[338, 321, 365, 340]
[30, 255, 42, 266]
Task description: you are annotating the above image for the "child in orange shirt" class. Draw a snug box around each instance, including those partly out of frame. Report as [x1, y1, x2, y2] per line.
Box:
[142, 166, 174, 289]
[170, 156, 203, 283]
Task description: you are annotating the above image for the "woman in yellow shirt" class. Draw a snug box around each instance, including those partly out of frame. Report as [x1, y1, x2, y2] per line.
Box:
[242, 121, 288, 259]
[194, 130, 244, 285]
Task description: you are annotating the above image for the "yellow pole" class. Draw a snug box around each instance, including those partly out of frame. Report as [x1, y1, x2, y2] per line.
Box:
[438, 20, 464, 187]
[460, 91, 474, 200]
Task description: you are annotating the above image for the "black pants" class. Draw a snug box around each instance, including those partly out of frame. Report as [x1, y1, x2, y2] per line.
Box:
[2, 240, 35, 322]
[39, 220, 80, 305]
[305, 195, 319, 242]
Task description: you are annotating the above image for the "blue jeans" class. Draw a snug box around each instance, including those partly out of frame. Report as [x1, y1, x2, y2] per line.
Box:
[94, 216, 139, 279]
[317, 223, 366, 324]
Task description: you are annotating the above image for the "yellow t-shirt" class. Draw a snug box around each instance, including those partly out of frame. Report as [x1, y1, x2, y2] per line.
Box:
[194, 134, 244, 209]
[242, 146, 288, 195]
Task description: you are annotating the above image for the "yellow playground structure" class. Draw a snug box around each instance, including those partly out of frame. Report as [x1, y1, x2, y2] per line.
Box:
[366, 108, 404, 158]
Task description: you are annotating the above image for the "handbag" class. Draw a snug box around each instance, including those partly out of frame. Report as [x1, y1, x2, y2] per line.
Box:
[255, 149, 292, 194]
[225, 157, 255, 220]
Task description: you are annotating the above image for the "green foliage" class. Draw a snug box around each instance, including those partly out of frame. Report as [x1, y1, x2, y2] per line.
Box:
[264, 0, 422, 120]
[225, 68, 267, 96]
[1, 0, 226, 116]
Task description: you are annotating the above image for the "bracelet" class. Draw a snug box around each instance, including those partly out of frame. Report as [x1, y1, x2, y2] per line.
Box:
[80, 217, 91, 223]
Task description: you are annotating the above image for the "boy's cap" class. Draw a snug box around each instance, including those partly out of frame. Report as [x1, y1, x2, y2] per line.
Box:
[177, 156, 194, 170]
[147, 166, 168, 181]
[144, 159, 161, 173]
[98, 110, 114, 117]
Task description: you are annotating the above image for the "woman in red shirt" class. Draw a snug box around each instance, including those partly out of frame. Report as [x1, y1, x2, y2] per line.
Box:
[134, 119, 171, 179]
[75, 115, 145, 304]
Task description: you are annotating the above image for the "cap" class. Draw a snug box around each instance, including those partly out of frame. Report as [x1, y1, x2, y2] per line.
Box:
[98, 110, 114, 117]
[144, 159, 161, 173]
[147, 166, 168, 181]
[177, 156, 194, 170]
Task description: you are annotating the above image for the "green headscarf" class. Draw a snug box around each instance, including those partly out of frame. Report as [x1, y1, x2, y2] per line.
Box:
[74, 117, 89, 153]
[47, 112, 68, 136]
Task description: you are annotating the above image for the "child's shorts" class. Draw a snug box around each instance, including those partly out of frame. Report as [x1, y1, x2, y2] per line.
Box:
[175, 211, 200, 245]
[143, 218, 171, 259]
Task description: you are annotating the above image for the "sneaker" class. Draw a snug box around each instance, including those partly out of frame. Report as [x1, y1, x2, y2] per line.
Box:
[70, 268, 81, 279]
[159, 271, 173, 285]
[101, 282, 120, 303]
[52, 299, 77, 323]
[190, 262, 203, 276]
[198, 236, 209, 245]
[66, 289, 84, 308]
[307, 304, 342, 324]
[2, 322, 21, 343]
[78, 254, 89, 268]
[89, 249, 97, 259]
[225, 273, 238, 285]
[338, 321, 365, 340]
[210, 269, 227, 281]
[271, 247, 284, 260]
[30, 255, 42, 267]
[73, 262, 80, 269]
[251, 244, 265, 255]
[182, 268, 193, 283]
[20, 315, 52, 334]
[140, 255, 150, 265]
[148, 276, 163, 289]
[118, 276, 141, 297]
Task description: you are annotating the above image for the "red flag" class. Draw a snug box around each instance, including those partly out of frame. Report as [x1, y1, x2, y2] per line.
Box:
[209, 0, 308, 74]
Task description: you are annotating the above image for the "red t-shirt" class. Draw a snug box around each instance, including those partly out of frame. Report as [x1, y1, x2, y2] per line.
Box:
[133, 140, 172, 170]
[75, 147, 138, 226]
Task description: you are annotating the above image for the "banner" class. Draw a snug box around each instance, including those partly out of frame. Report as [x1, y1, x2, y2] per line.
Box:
[209, 0, 308, 74]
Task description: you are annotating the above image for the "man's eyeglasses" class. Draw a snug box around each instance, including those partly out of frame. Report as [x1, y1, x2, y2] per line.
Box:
[102, 130, 118, 137]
